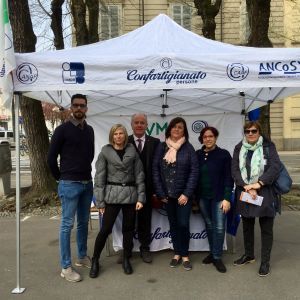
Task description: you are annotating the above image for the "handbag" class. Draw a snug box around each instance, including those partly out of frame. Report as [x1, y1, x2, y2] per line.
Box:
[151, 195, 164, 209]
[273, 161, 293, 195]
[264, 146, 292, 195]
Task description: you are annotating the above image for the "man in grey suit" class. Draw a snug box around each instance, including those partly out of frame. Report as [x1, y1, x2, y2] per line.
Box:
[128, 113, 160, 262]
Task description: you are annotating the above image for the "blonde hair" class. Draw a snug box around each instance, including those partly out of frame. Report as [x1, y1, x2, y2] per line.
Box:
[108, 124, 128, 146]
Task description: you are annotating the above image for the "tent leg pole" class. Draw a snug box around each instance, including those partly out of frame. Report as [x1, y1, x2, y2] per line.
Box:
[11, 92, 26, 294]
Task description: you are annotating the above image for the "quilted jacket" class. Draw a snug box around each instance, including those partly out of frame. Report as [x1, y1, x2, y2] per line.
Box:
[94, 143, 145, 208]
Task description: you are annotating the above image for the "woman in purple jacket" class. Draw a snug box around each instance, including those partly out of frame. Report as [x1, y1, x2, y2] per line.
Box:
[152, 117, 199, 271]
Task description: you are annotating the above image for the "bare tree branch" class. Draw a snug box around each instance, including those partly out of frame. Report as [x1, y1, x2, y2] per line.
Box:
[37, 0, 51, 17]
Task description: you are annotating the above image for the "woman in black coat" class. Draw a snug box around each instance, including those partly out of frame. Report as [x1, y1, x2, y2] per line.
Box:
[152, 117, 199, 271]
[232, 121, 281, 277]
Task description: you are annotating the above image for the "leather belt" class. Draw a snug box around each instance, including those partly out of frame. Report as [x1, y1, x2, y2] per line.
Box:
[107, 181, 135, 187]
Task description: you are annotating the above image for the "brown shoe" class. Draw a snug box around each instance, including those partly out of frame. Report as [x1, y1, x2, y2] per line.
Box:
[140, 250, 152, 263]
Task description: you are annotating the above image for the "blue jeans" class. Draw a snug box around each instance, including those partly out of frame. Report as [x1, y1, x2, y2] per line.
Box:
[58, 180, 93, 269]
[166, 198, 192, 257]
[199, 198, 225, 259]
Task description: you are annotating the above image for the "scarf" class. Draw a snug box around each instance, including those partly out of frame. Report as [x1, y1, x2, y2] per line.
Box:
[163, 137, 186, 164]
[239, 136, 264, 184]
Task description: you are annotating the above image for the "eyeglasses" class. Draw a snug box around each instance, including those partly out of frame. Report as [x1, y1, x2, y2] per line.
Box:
[72, 103, 87, 108]
[244, 129, 258, 135]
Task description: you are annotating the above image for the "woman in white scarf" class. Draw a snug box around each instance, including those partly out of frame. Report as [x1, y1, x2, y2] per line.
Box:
[232, 121, 281, 277]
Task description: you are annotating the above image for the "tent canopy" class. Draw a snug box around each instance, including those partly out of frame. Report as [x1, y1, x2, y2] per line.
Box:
[12, 14, 300, 116]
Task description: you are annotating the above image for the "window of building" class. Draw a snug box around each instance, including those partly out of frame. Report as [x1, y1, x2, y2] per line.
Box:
[171, 4, 192, 31]
[99, 5, 121, 40]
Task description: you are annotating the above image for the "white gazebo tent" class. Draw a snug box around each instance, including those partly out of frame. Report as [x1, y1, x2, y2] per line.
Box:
[6, 14, 300, 293]
[12, 14, 300, 152]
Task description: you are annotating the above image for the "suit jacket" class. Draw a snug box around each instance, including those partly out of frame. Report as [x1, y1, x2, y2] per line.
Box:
[128, 134, 160, 198]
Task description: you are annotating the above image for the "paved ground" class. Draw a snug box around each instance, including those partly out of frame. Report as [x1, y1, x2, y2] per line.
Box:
[1, 211, 300, 300]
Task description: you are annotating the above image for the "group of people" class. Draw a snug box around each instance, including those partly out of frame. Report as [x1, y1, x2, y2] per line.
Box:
[48, 94, 281, 283]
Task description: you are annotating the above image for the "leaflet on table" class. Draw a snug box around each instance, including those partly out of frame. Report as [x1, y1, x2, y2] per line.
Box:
[240, 192, 263, 206]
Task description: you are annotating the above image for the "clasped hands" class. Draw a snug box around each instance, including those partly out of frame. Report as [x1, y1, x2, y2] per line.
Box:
[160, 194, 188, 205]
[244, 182, 261, 199]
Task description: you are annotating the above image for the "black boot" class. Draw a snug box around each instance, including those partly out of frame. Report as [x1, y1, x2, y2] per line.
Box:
[122, 256, 133, 275]
[89, 257, 100, 278]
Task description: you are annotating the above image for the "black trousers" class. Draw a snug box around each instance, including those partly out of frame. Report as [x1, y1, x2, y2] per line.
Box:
[92, 203, 136, 259]
[242, 216, 274, 263]
[137, 194, 152, 251]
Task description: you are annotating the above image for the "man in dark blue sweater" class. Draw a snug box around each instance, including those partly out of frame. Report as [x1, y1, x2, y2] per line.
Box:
[48, 94, 94, 282]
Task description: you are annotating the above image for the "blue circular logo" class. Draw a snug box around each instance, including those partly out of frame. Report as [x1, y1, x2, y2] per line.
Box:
[227, 63, 249, 81]
[191, 120, 208, 133]
[160, 58, 172, 70]
[16, 63, 38, 84]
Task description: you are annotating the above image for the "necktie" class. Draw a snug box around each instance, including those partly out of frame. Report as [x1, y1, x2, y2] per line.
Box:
[137, 138, 142, 152]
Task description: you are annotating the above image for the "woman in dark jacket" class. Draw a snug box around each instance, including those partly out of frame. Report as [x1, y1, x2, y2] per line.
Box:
[89, 124, 145, 278]
[196, 126, 233, 273]
[232, 121, 281, 277]
[152, 117, 199, 271]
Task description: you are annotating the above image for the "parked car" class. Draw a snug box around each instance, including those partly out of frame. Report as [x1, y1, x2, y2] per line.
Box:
[0, 130, 15, 147]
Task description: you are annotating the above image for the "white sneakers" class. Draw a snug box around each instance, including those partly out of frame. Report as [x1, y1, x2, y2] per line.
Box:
[75, 256, 92, 268]
[61, 256, 91, 282]
[60, 267, 81, 282]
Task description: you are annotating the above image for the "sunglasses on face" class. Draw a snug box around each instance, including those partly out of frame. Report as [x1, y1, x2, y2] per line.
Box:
[72, 103, 87, 108]
[244, 129, 258, 135]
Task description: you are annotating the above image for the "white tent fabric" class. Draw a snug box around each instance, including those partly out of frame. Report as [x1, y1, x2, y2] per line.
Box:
[12, 14, 300, 116]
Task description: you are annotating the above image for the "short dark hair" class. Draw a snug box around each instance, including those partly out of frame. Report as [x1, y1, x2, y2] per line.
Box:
[165, 117, 189, 140]
[243, 121, 262, 134]
[71, 94, 87, 104]
[198, 126, 219, 144]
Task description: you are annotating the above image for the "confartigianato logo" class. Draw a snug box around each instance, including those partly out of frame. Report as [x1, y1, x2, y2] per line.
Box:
[0, 59, 5, 78]
[258, 60, 300, 78]
[127, 58, 207, 85]
[227, 63, 249, 81]
[133, 227, 207, 243]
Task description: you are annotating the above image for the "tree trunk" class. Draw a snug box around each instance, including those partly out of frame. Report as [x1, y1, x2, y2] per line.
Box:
[194, 0, 222, 40]
[246, 0, 272, 47]
[8, 0, 56, 197]
[21, 95, 56, 193]
[51, 0, 65, 50]
[71, 0, 89, 46]
[86, 0, 99, 44]
[246, 0, 272, 138]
